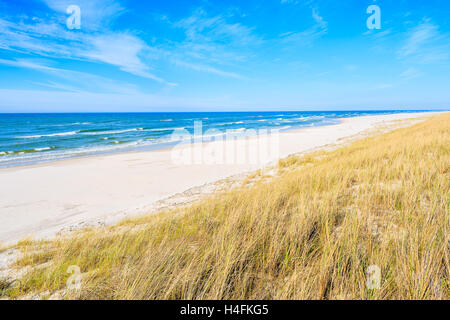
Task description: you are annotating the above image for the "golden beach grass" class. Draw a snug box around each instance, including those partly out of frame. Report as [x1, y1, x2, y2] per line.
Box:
[3, 113, 449, 300]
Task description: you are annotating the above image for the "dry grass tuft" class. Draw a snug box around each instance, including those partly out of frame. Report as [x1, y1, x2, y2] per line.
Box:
[3, 113, 450, 300]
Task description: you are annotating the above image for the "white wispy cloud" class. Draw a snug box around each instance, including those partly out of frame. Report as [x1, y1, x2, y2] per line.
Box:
[0, 58, 140, 94]
[0, 0, 171, 85]
[399, 22, 438, 56]
[1, 2, 255, 87]
[173, 60, 243, 79]
[31, 81, 85, 93]
[279, 8, 327, 45]
[398, 20, 449, 63]
[174, 9, 260, 46]
[165, 8, 262, 78]
[80, 33, 166, 83]
[399, 67, 422, 80]
[363, 28, 393, 39]
[373, 67, 423, 91]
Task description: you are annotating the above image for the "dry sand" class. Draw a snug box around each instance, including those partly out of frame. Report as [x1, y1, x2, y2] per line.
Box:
[0, 112, 443, 245]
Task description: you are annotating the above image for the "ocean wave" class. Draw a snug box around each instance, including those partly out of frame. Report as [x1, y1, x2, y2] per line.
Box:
[34, 147, 53, 152]
[17, 131, 79, 139]
[0, 146, 57, 156]
[0, 140, 158, 165]
[296, 116, 325, 121]
[147, 127, 185, 132]
[226, 128, 247, 134]
[217, 121, 245, 126]
[80, 128, 144, 135]
[45, 122, 92, 127]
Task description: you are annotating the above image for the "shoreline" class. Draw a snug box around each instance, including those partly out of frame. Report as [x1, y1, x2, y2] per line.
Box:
[0, 111, 438, 170]
[0, 111, 445, 245]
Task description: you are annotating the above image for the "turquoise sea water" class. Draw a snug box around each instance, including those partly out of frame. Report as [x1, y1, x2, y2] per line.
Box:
[0, 111, 428, 167]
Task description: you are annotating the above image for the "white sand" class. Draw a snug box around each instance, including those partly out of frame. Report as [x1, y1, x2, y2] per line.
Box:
[0, 112, 443, 244]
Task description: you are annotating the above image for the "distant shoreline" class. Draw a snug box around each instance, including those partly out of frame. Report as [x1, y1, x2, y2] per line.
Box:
[0, 110, 439, 168]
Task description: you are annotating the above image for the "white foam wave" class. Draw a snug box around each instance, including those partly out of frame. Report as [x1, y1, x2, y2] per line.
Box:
[217, 121, 245, 126]
[226, 128, 247, 134]
[18, 131, 79, 139]
[147, 127, 185, 132]
[46, 122, 92, 127]
[81, 128, 144, 135]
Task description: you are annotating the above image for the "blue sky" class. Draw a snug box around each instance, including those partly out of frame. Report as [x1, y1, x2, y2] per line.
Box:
[0, 0, 449, 112]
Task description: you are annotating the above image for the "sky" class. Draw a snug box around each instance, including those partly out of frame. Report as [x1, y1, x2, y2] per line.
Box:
[0, 0, 449, 112]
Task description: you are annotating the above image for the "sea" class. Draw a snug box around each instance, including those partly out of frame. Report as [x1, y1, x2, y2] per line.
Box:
[0, 111, 428, 167]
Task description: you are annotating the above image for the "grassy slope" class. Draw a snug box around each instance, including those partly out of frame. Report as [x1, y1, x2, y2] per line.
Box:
[4, 113, 450, 300]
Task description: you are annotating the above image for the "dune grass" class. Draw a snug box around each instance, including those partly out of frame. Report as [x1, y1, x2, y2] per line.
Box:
[3, 113, 450, 300]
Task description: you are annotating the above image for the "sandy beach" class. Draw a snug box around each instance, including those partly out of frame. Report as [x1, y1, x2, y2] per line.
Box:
[0, 112, 442, 245]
